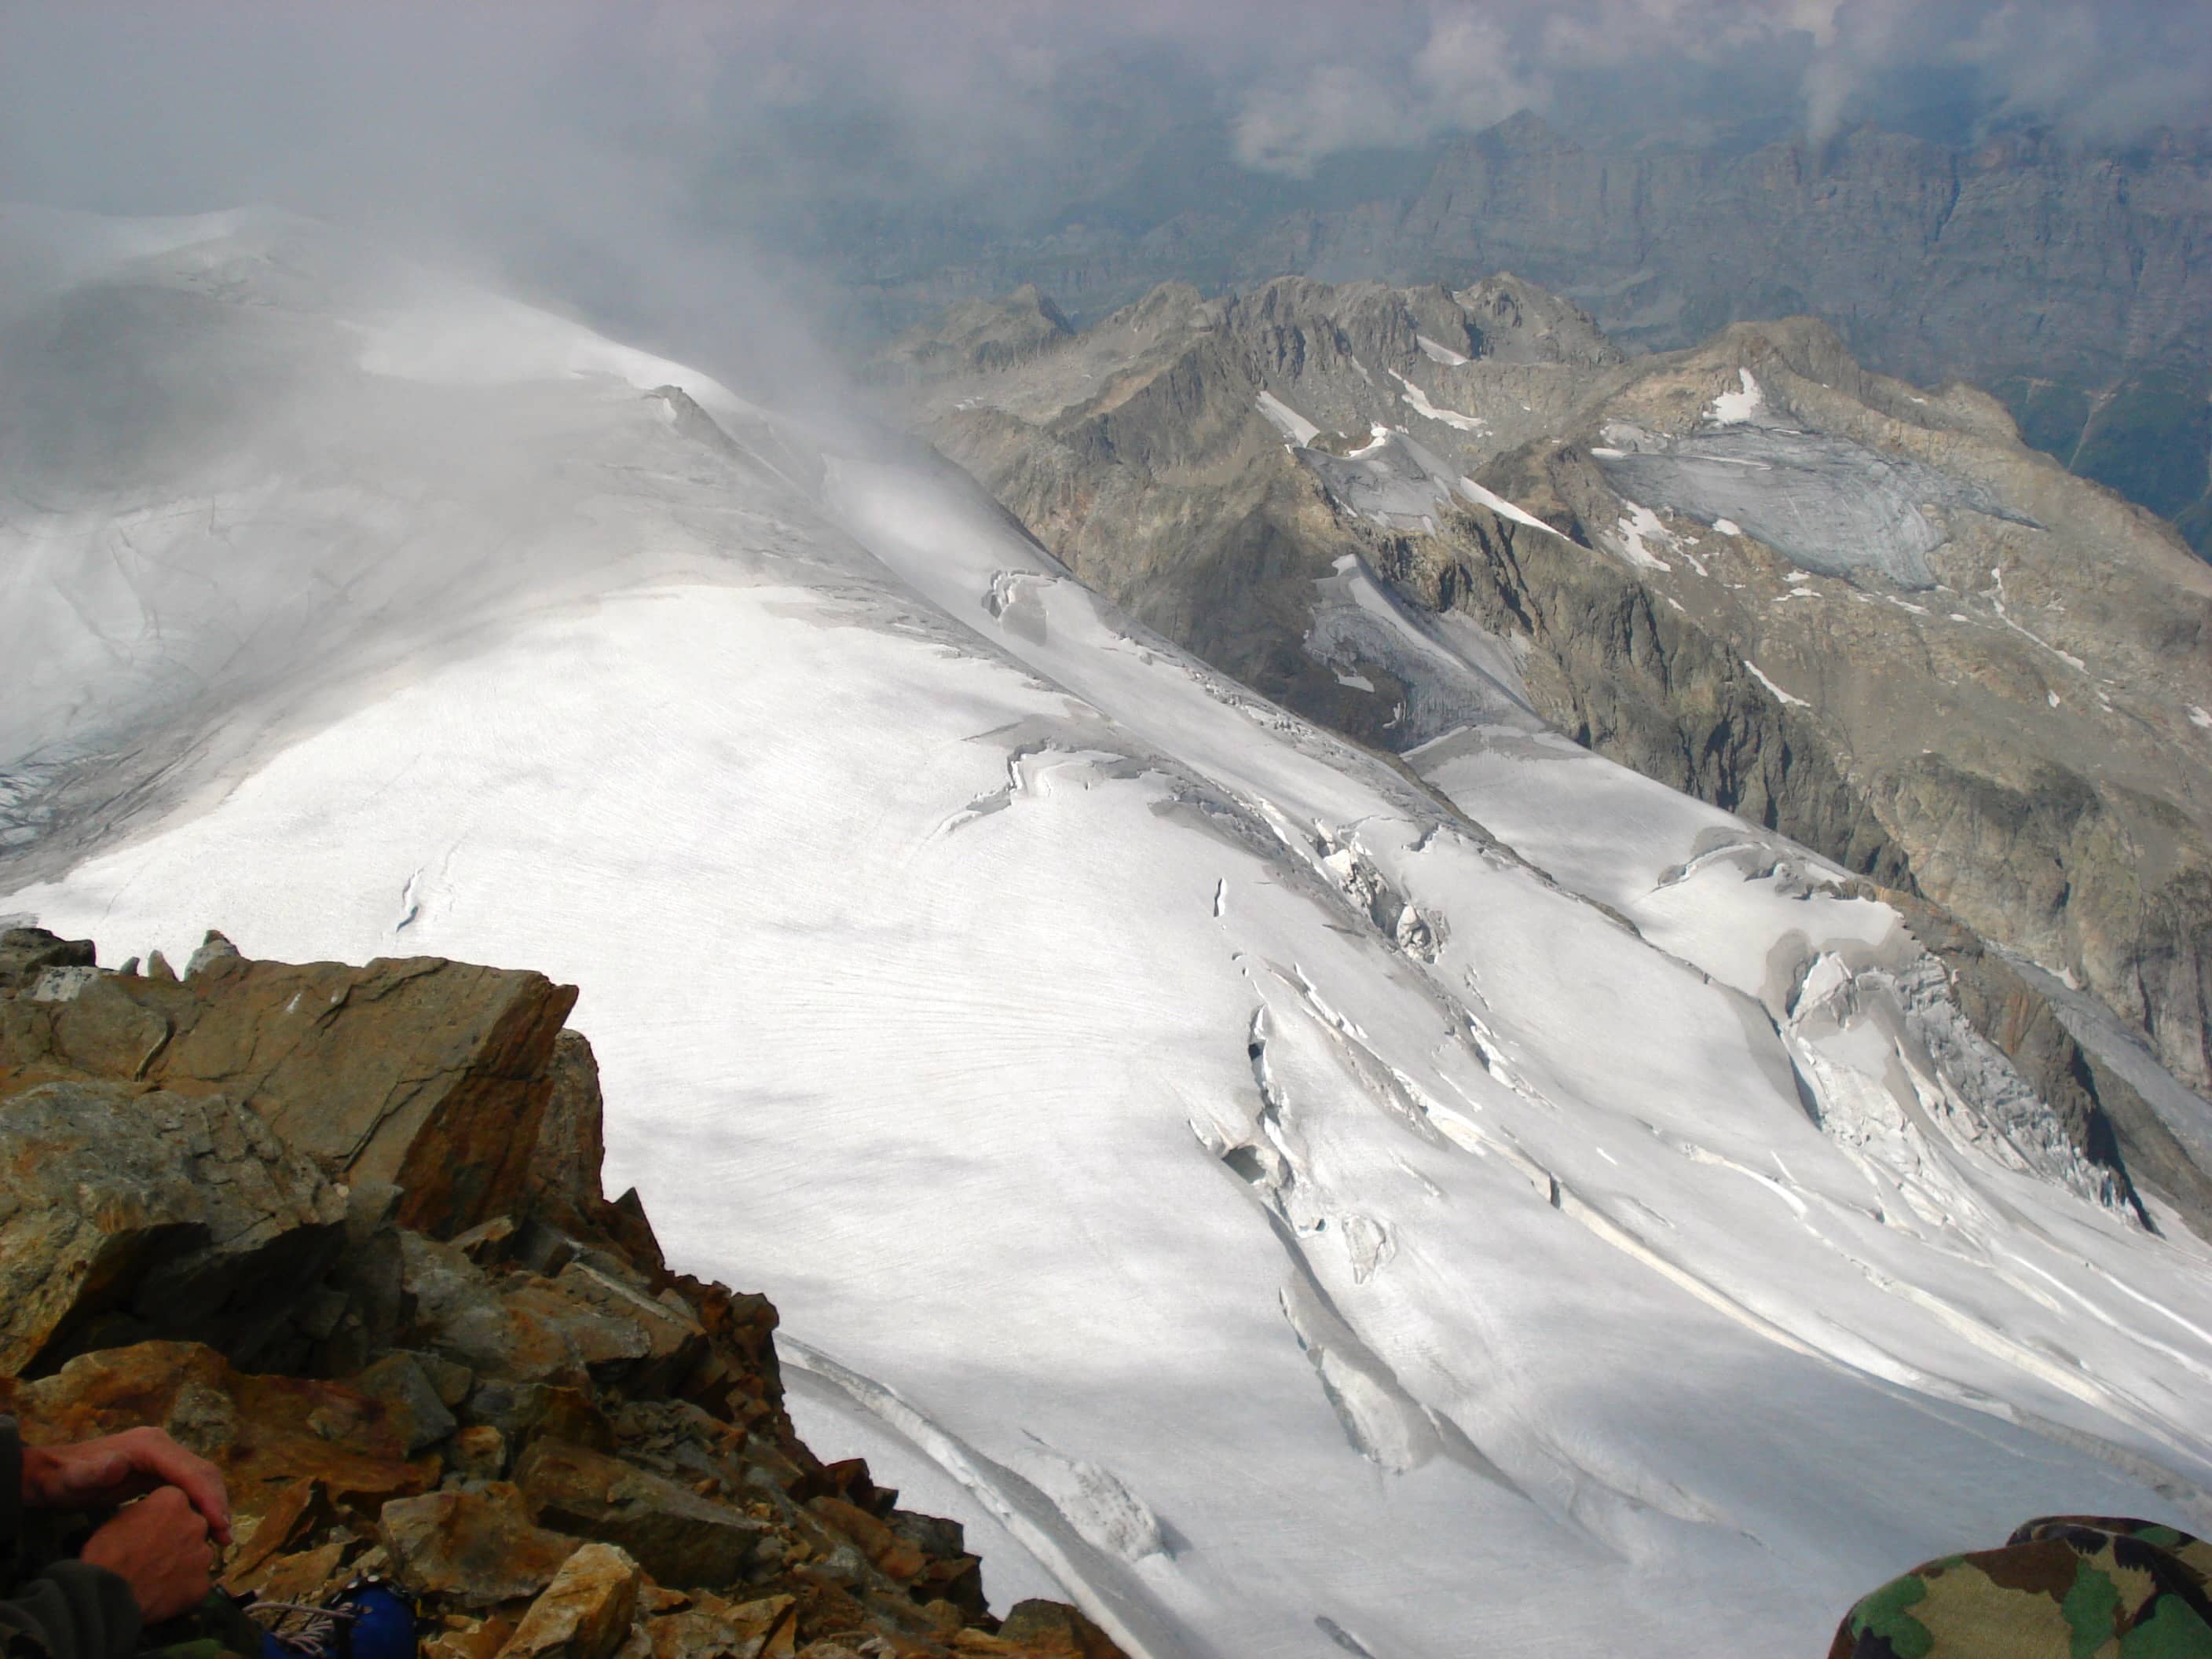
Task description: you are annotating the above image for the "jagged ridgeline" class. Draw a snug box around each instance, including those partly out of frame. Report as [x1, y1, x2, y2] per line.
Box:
[873, 272, 2212, 1232]
[0, 926, 1125, 1659]
[846, 115, 2212, 556]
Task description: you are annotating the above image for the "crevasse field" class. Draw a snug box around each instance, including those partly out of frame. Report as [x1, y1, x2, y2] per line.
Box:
[6, 211, 2212, 1659]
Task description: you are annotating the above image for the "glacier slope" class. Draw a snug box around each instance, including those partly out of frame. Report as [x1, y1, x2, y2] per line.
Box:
[5, 216, 2212, 1659]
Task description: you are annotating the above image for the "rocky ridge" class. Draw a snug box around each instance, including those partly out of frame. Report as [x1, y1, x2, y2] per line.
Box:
[869, 273, 2212, 1234]
[0, 925, 1124, 1659]
[841, 115, 2212, 552]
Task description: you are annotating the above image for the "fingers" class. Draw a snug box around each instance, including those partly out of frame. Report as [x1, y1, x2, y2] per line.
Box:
[27, 1430, 234, 1547]
[79, 1485, 216, 1624]
[118, 1428, 233, 1544]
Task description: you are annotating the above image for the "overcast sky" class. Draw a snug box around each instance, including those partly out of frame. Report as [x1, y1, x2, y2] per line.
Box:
[0, 2, 2203, 380]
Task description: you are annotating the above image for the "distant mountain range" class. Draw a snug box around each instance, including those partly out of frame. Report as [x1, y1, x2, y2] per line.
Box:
[834, 115, 2212, 556]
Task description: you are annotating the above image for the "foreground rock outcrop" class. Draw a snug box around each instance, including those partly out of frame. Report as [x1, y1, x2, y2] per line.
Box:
[0, 926, 1124, 1659]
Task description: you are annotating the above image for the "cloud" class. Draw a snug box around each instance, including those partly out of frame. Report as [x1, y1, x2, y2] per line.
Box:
[1956, 2, 2212, 141]
[1225, 0, 2208, 171]
[1232, 8, 1550, 176]
[0, 0, 2200, 367]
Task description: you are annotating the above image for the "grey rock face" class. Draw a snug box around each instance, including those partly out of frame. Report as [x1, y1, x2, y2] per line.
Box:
[0, 925, 94, 992]
[1225, 117, 2212, 399]
[1485, 324, 2212, 1103]
[0, 1078, 347, 1375]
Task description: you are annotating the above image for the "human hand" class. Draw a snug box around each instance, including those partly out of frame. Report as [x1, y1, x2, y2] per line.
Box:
[20, 1428, 232, 1545]
[77, 1486, 218, 1624]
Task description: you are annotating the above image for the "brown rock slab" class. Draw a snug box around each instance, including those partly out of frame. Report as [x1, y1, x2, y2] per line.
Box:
[528, 1032, 608, 1213]
[427, 1614, 519, 1659]
[1, 1341, 438, 1510]
[643, 1591, 797, 1659]
[545, 1262, 705, 1393]
[380, 1486, 584, 1610]
[808, 1498, 926, 1582]
[452, 1424, 509, 1481]
[496, 1542, 641, 1659]
[515, 1437, 770, 1591]
[995, 1602, 1121, 1659]
[0, 944, 578, 1239]
[223, 1478, 335, 1588]
[240, 1542, 350, 1606]
[400, 1233, 577, 1386]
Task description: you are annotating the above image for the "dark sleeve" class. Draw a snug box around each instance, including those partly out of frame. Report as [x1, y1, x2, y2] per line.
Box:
[0, 1422, 142, 1659]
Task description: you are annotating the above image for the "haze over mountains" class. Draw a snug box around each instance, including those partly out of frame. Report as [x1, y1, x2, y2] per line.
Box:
[840, 112, 2212, 557]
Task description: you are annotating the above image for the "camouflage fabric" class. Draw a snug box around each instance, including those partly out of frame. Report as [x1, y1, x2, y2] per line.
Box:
[1830, 1515, 2212, 1658]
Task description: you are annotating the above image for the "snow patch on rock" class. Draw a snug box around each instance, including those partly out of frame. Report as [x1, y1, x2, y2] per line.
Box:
[1256, 390, 1320, 448]
[1708, 368, 1764, 426]
[1613, 500, 1675, 570]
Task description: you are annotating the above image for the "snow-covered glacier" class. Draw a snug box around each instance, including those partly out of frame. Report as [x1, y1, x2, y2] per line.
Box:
[7, 211, 2212, 1659]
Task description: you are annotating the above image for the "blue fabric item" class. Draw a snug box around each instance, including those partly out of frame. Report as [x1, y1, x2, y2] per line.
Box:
[328, 1588, 412, 1659]
[255, 1584, 415, 1659]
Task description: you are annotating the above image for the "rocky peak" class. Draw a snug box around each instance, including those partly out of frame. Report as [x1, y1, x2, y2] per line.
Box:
[1471, 108, 1575, 159]
[0, 926, 1125, 1659]
[875, 285, 1075, 382]
[1452, 273, 1621, 368]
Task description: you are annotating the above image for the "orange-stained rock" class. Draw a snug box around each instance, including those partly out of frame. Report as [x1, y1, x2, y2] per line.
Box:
[223, 1478, 335, 1587]
[427, 1613, 519, 1659]
[994, 1602, 1122, 1659]
[808, 1498, 927, 1582]
[496, 1542, 640, 1659]
[0, 943, 577, 1240]
[0, 1341, 439, 1507]
[240, 1542, 350, 1606]
[452, 1424, 509, 1481]
[642, 1590, 797, 1659]
[380, 1486, 585, 1610]
[400, 1234, 701, 1397]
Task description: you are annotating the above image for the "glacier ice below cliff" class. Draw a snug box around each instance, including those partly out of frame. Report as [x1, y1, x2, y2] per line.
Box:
[1588, 417, 2021, 590]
